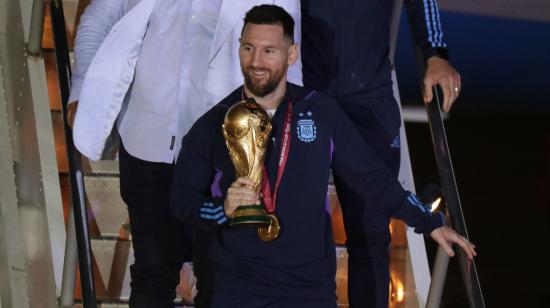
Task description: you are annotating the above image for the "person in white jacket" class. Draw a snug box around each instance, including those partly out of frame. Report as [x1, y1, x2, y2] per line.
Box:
[69, 0, 301, 307]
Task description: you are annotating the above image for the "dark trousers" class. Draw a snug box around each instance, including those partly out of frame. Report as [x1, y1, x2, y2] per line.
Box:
[119, 143, 193, 308]
[334, 96, 401, 308]
[212, 290, 337, 308]
[192, 229, 215, 308]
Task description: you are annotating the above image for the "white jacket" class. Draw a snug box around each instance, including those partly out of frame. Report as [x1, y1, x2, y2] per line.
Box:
[72, 0, 302, 161]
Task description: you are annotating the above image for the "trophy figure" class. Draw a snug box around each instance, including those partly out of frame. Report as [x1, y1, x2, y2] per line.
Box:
[222, 98, 272, 227]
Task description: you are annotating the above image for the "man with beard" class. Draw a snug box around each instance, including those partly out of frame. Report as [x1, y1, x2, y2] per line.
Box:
[69, 1, 300, 307]
[171, 5, 475, 307]
[301, 1, 462, 306]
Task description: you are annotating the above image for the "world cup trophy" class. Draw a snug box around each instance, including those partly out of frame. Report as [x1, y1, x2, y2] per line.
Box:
[222, 98, 272, 227]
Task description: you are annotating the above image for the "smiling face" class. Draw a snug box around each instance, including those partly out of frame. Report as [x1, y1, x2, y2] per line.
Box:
[239, 23, 298, 98]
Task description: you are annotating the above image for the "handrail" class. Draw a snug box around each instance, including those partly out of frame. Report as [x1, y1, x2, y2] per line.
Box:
[399, 4, 486, 307]
[48, 0, 97, 306]
[422, 86, 485, 308]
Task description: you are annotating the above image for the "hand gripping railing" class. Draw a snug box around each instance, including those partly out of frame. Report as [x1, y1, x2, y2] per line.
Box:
[48, 1, 97, 307]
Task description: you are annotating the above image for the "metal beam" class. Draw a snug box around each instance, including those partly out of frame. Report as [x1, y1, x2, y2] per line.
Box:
[27, 0, 45, 55]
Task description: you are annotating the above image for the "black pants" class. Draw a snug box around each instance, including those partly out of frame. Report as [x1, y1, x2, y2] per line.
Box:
[334, 96, 401, 308]
[119, 143, 193, 308]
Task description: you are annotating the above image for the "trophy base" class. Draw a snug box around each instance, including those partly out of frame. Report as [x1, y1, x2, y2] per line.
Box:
[230, 205, 270, 227]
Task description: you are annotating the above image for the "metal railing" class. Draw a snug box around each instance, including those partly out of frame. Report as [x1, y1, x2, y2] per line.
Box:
[422, 85, 486, 308]
[48, 0, 97, 306]
[388, 0, 486, 305]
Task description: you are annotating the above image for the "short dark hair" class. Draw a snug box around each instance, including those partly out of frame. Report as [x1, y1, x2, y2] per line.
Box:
[242, 5, 295, 43]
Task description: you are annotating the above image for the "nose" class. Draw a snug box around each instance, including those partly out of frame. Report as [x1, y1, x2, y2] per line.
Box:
[251, 49, 263, 67]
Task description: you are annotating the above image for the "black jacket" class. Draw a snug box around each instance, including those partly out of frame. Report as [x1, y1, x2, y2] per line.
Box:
[171, 83, 444, 300]
[302, 0, 450, 102]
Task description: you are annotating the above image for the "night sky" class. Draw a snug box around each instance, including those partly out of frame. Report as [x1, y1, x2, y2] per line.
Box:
[395, 9, 550, 307]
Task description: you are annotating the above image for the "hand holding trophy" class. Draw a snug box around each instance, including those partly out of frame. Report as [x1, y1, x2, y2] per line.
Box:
[222, 98, 272, 228]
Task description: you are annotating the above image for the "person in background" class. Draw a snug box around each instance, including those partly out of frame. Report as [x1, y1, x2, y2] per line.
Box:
[301, 1, 461, 306]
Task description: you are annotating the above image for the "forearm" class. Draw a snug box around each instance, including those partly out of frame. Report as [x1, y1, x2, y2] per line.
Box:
[404, 0, 449, 62]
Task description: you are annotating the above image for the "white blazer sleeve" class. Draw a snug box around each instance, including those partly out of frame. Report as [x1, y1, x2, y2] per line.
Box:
[69, 0, 126, 103]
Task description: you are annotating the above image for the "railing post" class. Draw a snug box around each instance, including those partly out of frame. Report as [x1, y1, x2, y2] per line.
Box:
[426, 246, 450, 308]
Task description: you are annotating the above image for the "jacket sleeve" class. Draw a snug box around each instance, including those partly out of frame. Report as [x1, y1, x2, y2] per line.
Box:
[69, 0, 126, 103]
[171, 115, 230, 232]
[328, 100, 444, 235]
[404, 0, 450, 62]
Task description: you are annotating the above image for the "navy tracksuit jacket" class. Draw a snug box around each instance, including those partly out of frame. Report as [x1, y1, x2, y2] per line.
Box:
[302, 0, 449, 102]
[171, 83, 444, 301]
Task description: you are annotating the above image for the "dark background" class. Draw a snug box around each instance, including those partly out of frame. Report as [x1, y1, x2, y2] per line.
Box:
[395, 7, 550, 308]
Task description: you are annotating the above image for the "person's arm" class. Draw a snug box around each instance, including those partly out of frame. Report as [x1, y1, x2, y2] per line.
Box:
[329, 99, 476, 259]
[68, 0, 126, 125]
[170, 118, 231, 231]
[404, 0, 461, 112]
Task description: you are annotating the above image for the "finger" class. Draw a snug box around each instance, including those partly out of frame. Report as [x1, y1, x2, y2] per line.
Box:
[456, 73, 462, 92]
[431, 228, 455, 257]
[228, 187, 258, 201]
[233, 197, 259, 207]
[438, 77, 452, 112]
[440, 239, 456, 257]
[449, 75, 459, 108]
[423, 78, 434, 103]
[457, 237, 477, 260]
[230, 181, 242, 188]
[235, 177, 256, 188]
[447, 231, 476, 260]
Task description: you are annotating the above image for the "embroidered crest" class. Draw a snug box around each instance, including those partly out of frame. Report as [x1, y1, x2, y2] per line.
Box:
[297, 111, 316, 142]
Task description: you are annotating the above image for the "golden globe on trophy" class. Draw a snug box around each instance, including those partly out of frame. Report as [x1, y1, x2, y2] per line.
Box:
[222, 98, 272, 227]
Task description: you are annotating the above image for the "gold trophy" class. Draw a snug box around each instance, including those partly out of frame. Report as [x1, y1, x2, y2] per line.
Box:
[222, 98, 272, 227]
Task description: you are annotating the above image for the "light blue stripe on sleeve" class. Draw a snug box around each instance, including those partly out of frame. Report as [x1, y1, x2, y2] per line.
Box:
[433, 0, 447, 47]
[200, 206, 223, 214]
[407, 195, 428, 213]
[423, 0, 435, 47]
[217, 216, 228, 225]
[429, 0, 440, 47]
[200, 211, 225, 220]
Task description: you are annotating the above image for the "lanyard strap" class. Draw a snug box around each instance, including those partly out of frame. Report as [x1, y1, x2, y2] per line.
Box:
[261, 102, 292, 213]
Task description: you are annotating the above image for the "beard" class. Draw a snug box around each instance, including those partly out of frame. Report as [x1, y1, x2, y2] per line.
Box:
[242, 65, 285, 97]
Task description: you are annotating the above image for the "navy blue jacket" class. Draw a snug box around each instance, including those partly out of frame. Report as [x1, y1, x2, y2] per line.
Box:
[302, 0, 449, 103]
[171, 83, 444, 300]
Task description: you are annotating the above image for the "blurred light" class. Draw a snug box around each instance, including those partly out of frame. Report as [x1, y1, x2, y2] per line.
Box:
[395, 279, 405, 302]
[396, 285, 405, 302]
[430, 197, 442, 212]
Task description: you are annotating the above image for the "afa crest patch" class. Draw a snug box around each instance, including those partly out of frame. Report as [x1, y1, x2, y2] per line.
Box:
[297, 111, 316, 142]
